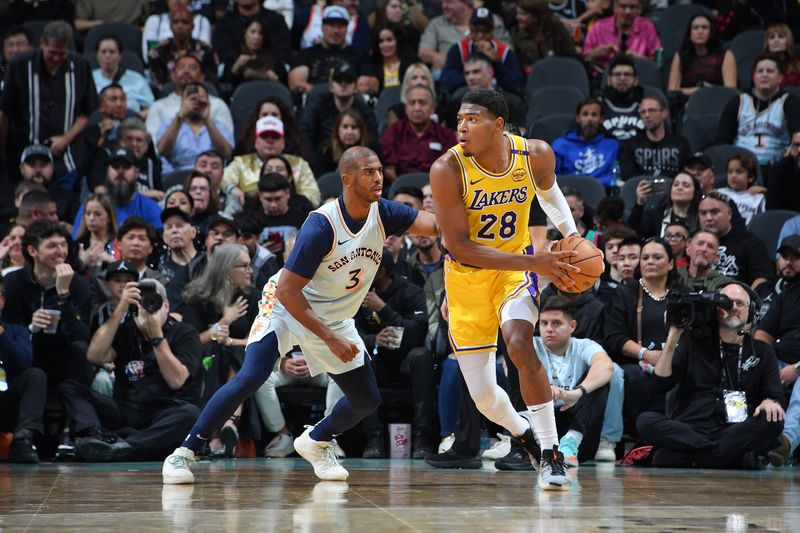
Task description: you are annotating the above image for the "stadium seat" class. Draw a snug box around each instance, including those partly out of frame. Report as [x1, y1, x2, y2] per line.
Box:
[747, 210, 799, 254]
[703, 144, 763, 187]
[682, 114, 718, 152]
[85, 23, 143, 60]
[685, 86, 740, 118]
[558, 174, 606, 210]
[730, 30, 765, 91]
[376, 86, 402, 135]
[317, 171, 343, 200]
[21, 20, 50, 45]
[388, 172, 429, 199]
[88, 50, 145, 75]
[619, 175, 671, 219]
[161, 169, 192, 190]
[654, 4, 713, 42]
[528, 113, 575, 145]
[230, 81, 293, 139]
[526, 86, 584, 125]
[527, 57, 590, 98]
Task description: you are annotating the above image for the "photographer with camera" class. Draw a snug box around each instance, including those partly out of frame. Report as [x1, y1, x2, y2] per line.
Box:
[59, 278, 202, 462]
[636, 281, 785, 469]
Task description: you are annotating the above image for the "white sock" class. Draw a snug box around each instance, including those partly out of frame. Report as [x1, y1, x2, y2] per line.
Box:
[564, 429, 583, 448]
[458, 352, 529, 436]
[527, 401, 558, 450]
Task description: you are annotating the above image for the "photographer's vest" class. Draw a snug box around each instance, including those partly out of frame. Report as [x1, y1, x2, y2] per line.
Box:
[734, 93, 790, 165]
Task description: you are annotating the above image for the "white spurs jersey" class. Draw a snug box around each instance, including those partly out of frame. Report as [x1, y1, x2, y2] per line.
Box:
[301, 199, 386, 322]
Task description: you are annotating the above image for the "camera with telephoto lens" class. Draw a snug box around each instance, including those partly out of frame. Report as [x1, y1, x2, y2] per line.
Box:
[129, 283, 164, 315]
[665, 291, 733, 329]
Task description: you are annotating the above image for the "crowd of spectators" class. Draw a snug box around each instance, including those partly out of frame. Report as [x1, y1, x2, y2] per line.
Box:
[0, 0, 799, 472]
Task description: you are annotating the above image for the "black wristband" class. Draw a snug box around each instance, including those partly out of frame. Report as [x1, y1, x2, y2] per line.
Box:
[149, 336, 165, 347]
[577, 385, 588, 396]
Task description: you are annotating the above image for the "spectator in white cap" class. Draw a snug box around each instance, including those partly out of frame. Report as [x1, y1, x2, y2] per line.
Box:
[222, 116, 321, 206]
[288, 4, 370, 94]
[300, 62, 378, 150]
[294, 0, 371, 54]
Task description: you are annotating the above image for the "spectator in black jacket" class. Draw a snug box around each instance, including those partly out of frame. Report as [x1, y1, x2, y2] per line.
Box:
[299, 63, 378, 151]
[355, 249, 434, 459]
[62, 278, 202, 461]
[0, 276, 46, 463]
[2, 219, 93, 387]
[637, 282, 785, 469]
[212, 0, 291, 73]
[288, 5, 370, 95]
[619, 96, 690, 181]
[599, 55, 644, 142]
[698, 191, 773, 289]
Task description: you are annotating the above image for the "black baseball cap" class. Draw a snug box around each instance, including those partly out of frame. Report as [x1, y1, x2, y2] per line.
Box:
[108, 147, 137, 165]
[160, 206, 193, 224]
[105, 260, 139, 281]
[778, 235, 800, 256]
[470, 7, 493, 28]
[331, 63, 356, 83]
[684, 152, 712, 169]
[205, 214, 240, 236]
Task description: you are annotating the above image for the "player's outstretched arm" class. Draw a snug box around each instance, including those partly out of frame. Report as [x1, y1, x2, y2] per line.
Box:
[406, 210, 440, 237]
[275, 269, 360, 363]
[527, 139, 580, 239]
[429, 152, 578, 287]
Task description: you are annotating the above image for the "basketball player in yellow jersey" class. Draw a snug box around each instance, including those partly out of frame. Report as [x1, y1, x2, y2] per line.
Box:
[431, 89, 595, 490]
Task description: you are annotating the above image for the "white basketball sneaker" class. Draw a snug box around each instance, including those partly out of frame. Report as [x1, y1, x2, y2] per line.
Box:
[162, 447, 196, 484]
[294, 426, 349, 481]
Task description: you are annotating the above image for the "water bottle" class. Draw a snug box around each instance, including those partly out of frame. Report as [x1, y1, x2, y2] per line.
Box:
[654, 47, 664, 68]
[479, 429, 490, 454]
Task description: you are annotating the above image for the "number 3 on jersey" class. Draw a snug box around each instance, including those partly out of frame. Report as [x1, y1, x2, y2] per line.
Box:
[345, 268, 363, 290]
[477, 211, 517, 240]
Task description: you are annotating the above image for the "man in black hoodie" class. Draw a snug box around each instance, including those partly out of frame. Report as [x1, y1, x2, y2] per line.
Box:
[637, 282, 784, 469]
[599, 55, 644, 142]
[2, 219, 93, 387]
[698, 192, 773, 289]
[212, 0, 291, 70]
[355, 249, 433, 459]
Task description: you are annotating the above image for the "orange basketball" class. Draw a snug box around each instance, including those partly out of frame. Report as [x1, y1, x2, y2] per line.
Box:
[551, 235, 604, 293]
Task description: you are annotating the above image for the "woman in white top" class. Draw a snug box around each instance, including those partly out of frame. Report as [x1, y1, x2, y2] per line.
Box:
[141, 0, 212, 60]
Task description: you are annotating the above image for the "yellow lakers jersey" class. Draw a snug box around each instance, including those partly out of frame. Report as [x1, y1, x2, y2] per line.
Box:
[450, 133, 536, 255]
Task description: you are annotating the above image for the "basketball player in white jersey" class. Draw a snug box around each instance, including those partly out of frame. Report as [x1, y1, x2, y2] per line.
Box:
[162, 147, 440, 483]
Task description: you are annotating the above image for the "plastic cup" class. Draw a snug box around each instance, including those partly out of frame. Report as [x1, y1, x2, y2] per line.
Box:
[387, 326, 405, 349]
[43, 309, 61, 334]
[389, 423, 411, 459]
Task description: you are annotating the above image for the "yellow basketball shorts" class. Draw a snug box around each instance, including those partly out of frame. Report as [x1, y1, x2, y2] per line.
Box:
[444, 256, 540, 355]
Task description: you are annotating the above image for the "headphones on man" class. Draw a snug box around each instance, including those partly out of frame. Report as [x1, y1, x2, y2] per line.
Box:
[717, 280, 761, 328]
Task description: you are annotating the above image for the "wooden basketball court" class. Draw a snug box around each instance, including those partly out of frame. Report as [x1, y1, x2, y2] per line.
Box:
[1, 459, 798, 531]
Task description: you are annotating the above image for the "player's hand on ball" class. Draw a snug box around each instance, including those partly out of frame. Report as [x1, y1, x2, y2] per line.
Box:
[327, 333, 360, 363]
[530, 250, 580, 289]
